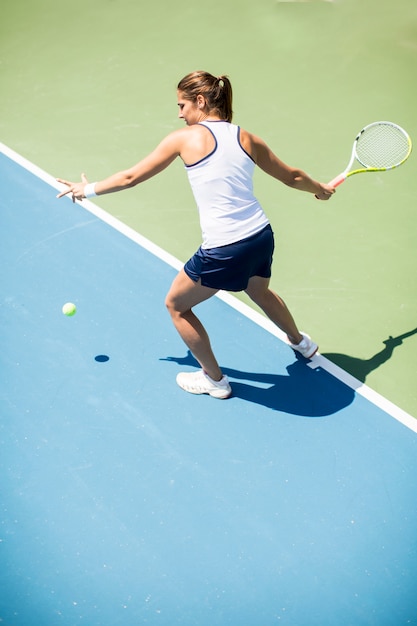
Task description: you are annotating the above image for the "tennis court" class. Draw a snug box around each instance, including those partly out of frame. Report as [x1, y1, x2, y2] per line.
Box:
[1, 140, 417, 626]
[1, 0, 416, 624]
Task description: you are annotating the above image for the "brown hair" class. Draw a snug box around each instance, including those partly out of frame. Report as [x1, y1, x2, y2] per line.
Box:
[177, 71, 233, 122]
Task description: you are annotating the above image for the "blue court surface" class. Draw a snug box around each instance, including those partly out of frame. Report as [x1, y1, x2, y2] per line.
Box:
[1, 145, 417, 626]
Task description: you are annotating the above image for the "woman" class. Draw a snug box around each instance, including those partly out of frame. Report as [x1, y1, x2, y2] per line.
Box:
[57, 70, 334, 399]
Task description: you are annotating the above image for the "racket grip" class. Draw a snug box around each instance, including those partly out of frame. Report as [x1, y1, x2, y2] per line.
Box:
[327, 173, 346, 188]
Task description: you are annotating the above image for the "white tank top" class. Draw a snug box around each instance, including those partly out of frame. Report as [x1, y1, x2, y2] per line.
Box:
[185, 121, 269, 249]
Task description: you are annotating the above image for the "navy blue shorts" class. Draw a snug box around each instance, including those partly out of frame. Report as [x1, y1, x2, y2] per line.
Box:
[184, 224, 274, 292]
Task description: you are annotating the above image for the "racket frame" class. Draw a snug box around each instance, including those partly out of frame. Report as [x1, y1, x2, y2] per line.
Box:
[328, 121, 412, 188]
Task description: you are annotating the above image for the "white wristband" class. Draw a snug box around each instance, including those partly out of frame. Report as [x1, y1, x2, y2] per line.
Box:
[84, 182, 97, 198]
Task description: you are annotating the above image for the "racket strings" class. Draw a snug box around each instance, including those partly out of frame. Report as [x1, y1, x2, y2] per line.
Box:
[355, 123, 410, 169]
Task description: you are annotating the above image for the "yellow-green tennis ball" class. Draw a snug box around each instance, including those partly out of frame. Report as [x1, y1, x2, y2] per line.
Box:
[62, 302, 76, 316]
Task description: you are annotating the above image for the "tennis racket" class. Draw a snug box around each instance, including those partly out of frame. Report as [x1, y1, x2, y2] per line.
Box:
[328, 121, 412, 188]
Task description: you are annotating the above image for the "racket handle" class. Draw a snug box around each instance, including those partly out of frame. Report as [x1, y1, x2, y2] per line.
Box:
[327, 173, 346, 188]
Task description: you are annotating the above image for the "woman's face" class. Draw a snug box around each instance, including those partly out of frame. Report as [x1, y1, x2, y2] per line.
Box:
[177, 91, 204, 125]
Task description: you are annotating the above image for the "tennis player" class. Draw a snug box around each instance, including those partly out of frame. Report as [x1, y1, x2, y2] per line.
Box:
[57, 70, 334, 399]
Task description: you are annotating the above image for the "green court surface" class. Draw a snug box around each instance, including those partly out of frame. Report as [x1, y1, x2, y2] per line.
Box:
[1, 0, 416, 417]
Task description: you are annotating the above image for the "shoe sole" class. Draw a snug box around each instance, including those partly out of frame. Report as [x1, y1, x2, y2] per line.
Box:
[178, 385, 232, 399]
[176, 375, 232, 399]
[207, 388, 232, 399]
[304, 345, 318, 359]
[292, 345, 319, 359]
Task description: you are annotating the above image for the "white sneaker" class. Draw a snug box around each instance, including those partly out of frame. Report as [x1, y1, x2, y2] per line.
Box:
[176, 370, 232, 399]
[290, 333, 318, 359]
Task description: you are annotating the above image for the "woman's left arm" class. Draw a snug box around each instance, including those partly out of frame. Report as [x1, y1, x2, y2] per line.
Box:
[242, 130, 334, 200]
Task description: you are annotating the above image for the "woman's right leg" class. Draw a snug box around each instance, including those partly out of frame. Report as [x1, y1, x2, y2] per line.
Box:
[165, 269, 223, 381]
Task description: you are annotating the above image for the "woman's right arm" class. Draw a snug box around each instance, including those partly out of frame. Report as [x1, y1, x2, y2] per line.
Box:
[56, 130, 186, 201]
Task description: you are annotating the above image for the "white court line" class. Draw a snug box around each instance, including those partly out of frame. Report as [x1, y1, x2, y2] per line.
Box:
[1, 141, 416, 433]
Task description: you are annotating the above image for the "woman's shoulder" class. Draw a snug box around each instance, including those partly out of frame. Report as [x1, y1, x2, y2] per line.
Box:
[160, 124, 206, 149]
[172, 124, 216, 165]
[238, 127, 257, 158]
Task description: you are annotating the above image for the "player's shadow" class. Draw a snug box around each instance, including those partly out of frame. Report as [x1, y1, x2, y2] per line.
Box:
[161, 351, 353, 418]
[322, 327, 417, 383]
[161, 328, 416, 418]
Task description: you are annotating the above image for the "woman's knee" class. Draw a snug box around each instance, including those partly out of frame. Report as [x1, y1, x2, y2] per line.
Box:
[165, 290, 179, 317]
[165, 269, 217, 318]
[165, 272, 185, 314]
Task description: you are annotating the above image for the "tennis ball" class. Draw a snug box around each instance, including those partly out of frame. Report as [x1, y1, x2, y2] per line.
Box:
[62, 302, 76, 316]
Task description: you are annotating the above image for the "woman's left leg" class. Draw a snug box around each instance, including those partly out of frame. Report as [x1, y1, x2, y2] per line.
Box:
[245, 275, 302, 344]
[165, 269, 223, 381]
[245, 275, 318, 358]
